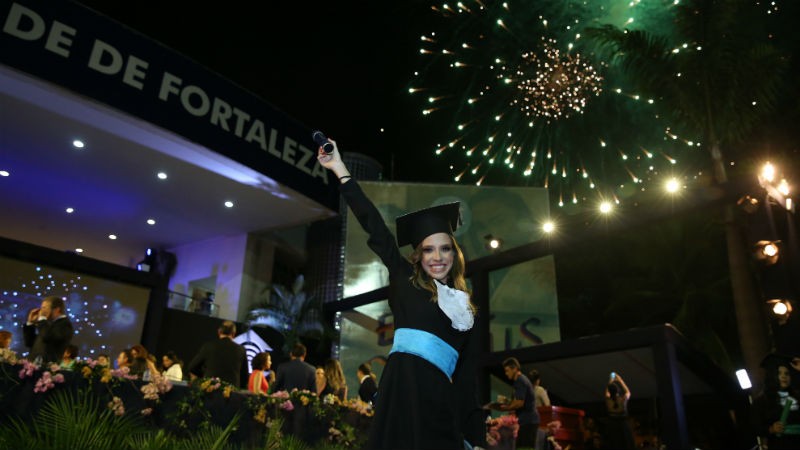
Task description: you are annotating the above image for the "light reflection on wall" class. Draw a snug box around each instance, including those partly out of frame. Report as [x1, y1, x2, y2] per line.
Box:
[0, 255, 150, 359]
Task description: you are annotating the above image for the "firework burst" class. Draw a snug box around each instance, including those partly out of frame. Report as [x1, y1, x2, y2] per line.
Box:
[410, 0, 699, 208]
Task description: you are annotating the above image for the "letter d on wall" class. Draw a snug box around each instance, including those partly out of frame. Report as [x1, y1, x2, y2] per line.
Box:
[3, 3, 46, 41]
[88, 39, 123, 75]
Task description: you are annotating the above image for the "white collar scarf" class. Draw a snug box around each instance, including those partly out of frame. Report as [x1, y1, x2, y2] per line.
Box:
[435, 280, 474, 331]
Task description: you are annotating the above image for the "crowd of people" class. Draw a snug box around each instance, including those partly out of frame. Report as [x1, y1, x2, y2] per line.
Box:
[8, 137, 796, 450]
[8, 297, 378, 407]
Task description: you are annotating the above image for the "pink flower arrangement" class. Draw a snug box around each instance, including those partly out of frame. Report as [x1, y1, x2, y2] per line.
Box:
[141, 382, 160, 400]
[270, 390, 290, 400]
[280, 400, 294, 411]
[140, 372, 173, 400]
[18, 359, 38, 379]
[342, 398, 374, 417]
[486, 414, 519, 447]
[110, 366, 137, 380]
[32, 371, 65, 393]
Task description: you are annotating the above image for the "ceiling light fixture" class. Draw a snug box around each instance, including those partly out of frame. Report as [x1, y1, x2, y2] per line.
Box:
[72, 140, 85, 149]
[108, 234, 117, 240]
[0, 170, 9, 177]
[65, 207, 74, 214]
[157, 172, 167, 180]
[224, 201, 234, 208]
[754, 240, 780, 265]
[146, 219, 156, 225]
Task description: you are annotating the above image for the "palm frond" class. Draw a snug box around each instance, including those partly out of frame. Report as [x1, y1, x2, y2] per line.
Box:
[0, 389, 143, 450]
[174, 414, 239, 450]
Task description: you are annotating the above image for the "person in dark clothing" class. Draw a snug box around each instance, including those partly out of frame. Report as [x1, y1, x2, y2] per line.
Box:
[497, 357, 539, 448]
[23, 296, 74, 364]
[274, 343, 317, 393]
[357, 362, 378, 404]
[318, 141, 486, 450]
[751, 353, 800, 449]
[602, 372, 636, 450]
[187, 320, 248, 388]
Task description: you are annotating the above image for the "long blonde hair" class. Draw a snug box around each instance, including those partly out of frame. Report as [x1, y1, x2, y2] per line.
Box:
[324, 358, 347, 392]
[408, 234, 476, 314]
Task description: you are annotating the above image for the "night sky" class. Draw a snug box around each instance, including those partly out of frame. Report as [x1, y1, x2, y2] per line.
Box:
[74, 1, 800, 207]
[75, 1, 441, 182]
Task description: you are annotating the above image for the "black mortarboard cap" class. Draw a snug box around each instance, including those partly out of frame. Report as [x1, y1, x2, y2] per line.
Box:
[395, 202, 461, 249]
[760, 353, 793, 369]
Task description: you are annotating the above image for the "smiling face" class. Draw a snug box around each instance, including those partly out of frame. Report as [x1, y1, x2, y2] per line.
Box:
[419, 232, 455, 282]
[778, 365, 791, 390]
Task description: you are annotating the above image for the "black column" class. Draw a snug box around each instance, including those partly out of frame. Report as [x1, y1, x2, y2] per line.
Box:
[652, 335, 690, 450]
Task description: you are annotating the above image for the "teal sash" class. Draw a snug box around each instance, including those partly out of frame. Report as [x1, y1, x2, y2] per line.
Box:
[390, 328, 458, 379]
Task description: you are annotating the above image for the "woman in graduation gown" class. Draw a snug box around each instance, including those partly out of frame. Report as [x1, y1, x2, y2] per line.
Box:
[318, 141, 486, 450]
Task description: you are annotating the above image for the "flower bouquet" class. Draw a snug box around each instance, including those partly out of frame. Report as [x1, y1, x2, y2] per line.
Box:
[486, 414, 519, 450]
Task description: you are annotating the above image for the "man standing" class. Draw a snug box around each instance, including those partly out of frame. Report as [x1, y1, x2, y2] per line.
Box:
[357, 362, 378, 404]
[23, 296, 74, 364]
[187, 320, 248, 388]
[499, 357, 540, 449]
[274, 343, 316, 392]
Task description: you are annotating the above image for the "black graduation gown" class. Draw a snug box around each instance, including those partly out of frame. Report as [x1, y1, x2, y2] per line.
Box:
[341, 181, 486, 450]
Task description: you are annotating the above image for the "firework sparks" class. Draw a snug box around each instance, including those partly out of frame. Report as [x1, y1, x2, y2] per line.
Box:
[410, 0, 696, 208]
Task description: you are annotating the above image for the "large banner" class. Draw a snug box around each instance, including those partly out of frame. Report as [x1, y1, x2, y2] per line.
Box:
[0, 0, 337, 210]
[0, 254, 150, 360]
[339, 182, 559, 395]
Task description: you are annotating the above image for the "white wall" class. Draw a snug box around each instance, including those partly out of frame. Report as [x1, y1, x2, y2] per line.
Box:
[168, 234, 248, 320]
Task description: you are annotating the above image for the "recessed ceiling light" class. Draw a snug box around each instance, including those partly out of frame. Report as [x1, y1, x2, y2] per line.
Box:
[75, 248, 83, 253]
[146, 218, 156, 225]
[224, 201, 234, 208]
[65, 207, 74, 214]
[157, 172, 168, 180]
[108, 234, 117, 240]
[0, 170, 9, 177]
[72, 140, 85, 149]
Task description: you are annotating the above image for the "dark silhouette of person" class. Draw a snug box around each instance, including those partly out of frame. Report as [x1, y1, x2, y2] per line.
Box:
[357, 362, 379, 404]
[187, 320, 248, 388]
[602, 372, 636, 450]
[751, 354, 800, 449]
[274, 343, 317, 393]
[22, 296, 74, 364]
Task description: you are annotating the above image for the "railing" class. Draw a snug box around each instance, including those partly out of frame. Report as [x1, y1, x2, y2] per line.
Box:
[167, 291, 219, 317]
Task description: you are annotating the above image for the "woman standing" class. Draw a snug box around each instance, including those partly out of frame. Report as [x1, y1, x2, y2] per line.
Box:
[248, 352, 272, 395]
[161, 351, 184, 382]
[602, 372, 635, 450]
[318, 142, 485, 450]
[316, 366, 327, 396]
[322, 358, 348, 401]
[752, 354, 800, 449]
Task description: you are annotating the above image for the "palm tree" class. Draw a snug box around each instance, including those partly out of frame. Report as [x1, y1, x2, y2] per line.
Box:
[586, 0, 788, 385]
[247, 274, 330, 353]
